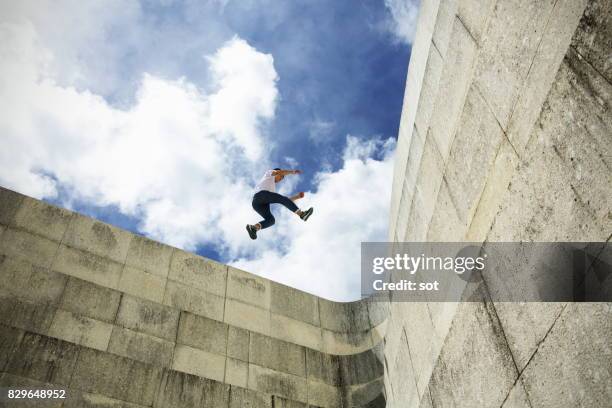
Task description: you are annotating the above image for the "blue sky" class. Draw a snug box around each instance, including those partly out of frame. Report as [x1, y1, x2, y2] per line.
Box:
[0, 0, 419, 300]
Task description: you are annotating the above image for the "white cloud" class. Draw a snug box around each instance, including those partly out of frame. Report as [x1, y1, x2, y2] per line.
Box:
[0, 1, 143, 96]
[0, 7, 397, 301]
[233, 136, 395, 301]
[384, 0, 420, 44]
[0, 21, 278, 250]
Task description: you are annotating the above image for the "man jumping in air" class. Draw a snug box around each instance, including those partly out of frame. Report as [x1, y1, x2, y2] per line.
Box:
[246, 168, 314, 240]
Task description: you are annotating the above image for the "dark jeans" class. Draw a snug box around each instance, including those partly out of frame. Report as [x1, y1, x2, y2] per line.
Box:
[252, 190, 299, 229]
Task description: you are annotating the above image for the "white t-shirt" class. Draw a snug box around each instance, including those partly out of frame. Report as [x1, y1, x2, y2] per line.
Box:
[256, 170, 276, 192]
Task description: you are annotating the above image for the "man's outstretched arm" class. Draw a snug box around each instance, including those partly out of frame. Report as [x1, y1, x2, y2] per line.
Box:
[272, 169, 302, 176]
[290, 192, 305, 201]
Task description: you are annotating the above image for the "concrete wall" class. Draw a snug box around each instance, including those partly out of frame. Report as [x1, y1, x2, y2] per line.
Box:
[386, 0, 611, 407]
[1, 1, 610, 407]
[0, 187, 388, 407]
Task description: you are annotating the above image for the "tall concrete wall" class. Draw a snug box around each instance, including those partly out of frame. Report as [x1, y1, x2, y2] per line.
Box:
[386, 0, 611, 407]
[0, 187, 388, 407]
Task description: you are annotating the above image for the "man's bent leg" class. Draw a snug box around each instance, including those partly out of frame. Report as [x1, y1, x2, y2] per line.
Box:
[252, 199, 276, 229]
[265, 191, 299, 213]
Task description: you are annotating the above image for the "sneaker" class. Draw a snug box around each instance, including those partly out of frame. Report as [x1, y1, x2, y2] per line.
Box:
[246, 224, 257, 240]
[300, 207, 314, 221]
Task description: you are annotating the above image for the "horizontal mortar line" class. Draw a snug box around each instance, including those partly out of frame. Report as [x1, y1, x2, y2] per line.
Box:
[2, 319, 384, 394]
[0, 261, 383, 361]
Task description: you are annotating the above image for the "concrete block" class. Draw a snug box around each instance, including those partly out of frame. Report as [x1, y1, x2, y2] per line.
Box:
[71, 347, 162, 406]
[163, 280, 225, 321]
[465, 140, 518, 242]
[418, 386, 434, 408]
[229, 387, 272, 408]
[370, 319, 387, 347]
[474, 0, 557, 129]
[60, 277, 121, 323]
[225, 357, 248, 388]
[321, 328, 372, 355]
[429, 302, 518, 408]
[118, 266, 166, 303]
[63, 390, 148, 408]
[248, 364, 308, 403]
[169, 249, 227, 297]
[12, 197, 72, 242]
[489, 120, 609, 242]
[52, 245, 123, 290]
[426, 301, 459, 353]
[227, 266, 270, 309]
[404, 191, 430, 242]
[388, 330, 420, 408]
[172, 344, 226, 382]
[0, 227, 59, 268]
[414, 39, 444, 137]
[429, 17, 478, 163]
[125, 234, 172, 278]
[520, 303, 612, 408]
[506, 0, 588, 154]
[225, 298, 270, 336]
[401, 303, 440, 394]
[410, 0, 441, 61]
[431, 0, 459, 58]
[501, 379, 531, 408]
[414, 132, 444, 223]
[345, 378, 384, 406]
[366, 298, 389, 328]
[529, 49, 612, 229]
[0, 296, 57, 334]
[307, 379, 342, 407]
[411, 34, 444, 132]
[48, 310, 113, 351]
[116, 295, 180, 341]
[426, 178, 466, 241]
[177, 311, 227, 355]
[249, 332, 306, 377]
[0, 324, 25, 372]
[0, 187, 24, 226]
[318, 299, 370, 332]
[0, 255, 67, 304]
[227, 325, 250, 362]
[456, 0, 496, 43]
[493, 303, 565, 370]
[395, 179, 414, 242]
[63, 215, 132, 264]
[339, 350, 383, 387]
[571, 0, 611, 83]
[6, 332, 79, 385]
[0, 372, 65, 408]
[107, 326, 174, 367]
[305, 348, 341, 386]
[443, 83, 505, 225]
[270, 282, 319, 327]
[154, 370, 229, 408]
[270, 311, 322, 351]
[271, 396, 308, 408]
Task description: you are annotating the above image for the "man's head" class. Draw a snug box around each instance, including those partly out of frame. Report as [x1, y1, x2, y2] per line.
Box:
[273, 168, 284, 183]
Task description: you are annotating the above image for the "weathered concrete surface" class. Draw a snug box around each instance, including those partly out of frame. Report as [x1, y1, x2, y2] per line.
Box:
[387, 0, 612, 407]
[0, 187, 386, 407]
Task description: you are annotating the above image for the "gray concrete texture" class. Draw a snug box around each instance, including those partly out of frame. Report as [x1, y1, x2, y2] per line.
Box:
[1, 0, 611, 407]
[387, 0, 611, 407]
[0, 187, 386, 407]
